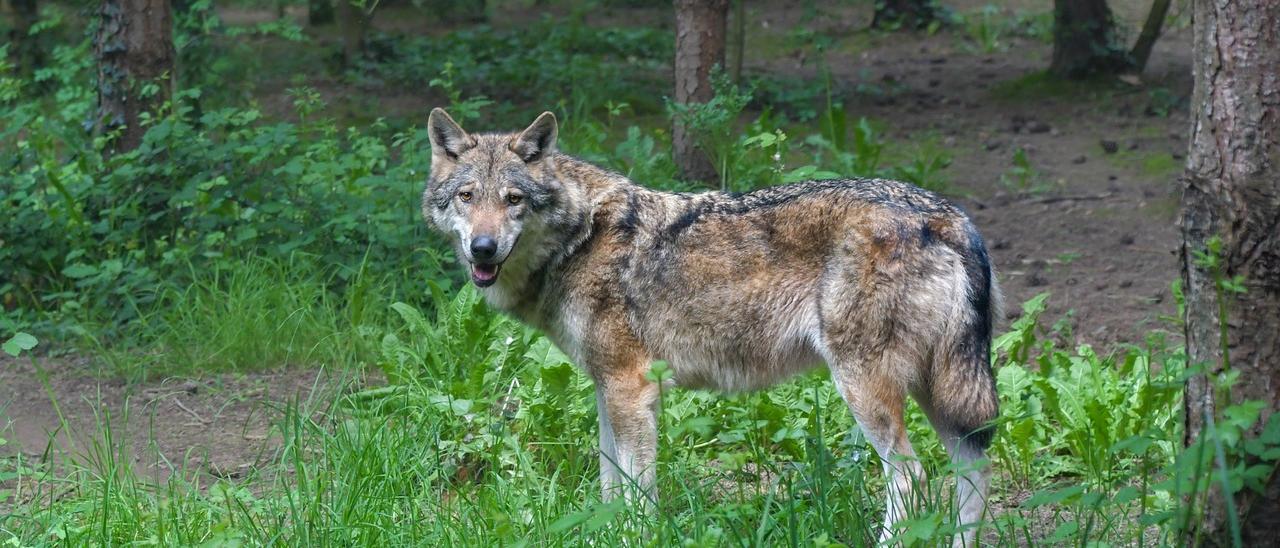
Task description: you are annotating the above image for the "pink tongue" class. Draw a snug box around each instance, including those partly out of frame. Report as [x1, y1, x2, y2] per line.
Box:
[473, 265, 497, 281]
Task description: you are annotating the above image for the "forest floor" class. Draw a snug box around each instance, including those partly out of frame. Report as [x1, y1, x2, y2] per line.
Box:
[3, 0, 1189, 492]
[0, 356, 344, 491]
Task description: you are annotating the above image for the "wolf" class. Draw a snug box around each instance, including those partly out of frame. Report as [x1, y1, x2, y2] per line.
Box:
[422, 108, 1001, 546]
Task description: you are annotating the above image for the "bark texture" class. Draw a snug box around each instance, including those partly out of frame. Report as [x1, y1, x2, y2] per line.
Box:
[1181, 0, 1280, 542]
[672, 0, 727, 185]
[1049, 0, 1129, 78]
[94, 0, 175, 155]
[871, 0, 940, 30]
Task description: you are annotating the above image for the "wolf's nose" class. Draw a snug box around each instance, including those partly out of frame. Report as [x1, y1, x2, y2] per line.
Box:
[471, 236, 498, 261]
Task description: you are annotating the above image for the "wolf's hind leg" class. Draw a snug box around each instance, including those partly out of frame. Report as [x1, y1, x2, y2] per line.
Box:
[917, 403, 990, 548]
[826, 356, 923, 543]
[595, 368, 659, 506]
[914, 374, 997, 547]
[596, 384, 621, 493]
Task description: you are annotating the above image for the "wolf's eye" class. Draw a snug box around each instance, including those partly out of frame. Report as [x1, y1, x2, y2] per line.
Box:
[458, 191, 473, 203]
[506, 194, 523, 206]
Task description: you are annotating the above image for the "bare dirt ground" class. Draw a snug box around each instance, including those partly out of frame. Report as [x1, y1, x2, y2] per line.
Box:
[2, 0, 1188, 497]
[0, 355, 339, 491]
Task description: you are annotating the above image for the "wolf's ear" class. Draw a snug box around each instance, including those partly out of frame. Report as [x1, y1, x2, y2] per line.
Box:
[510, 111, 558, 163]
[428, 108, 476, 160]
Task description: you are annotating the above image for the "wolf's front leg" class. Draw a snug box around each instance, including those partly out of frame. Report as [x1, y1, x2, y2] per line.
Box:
[595, 369, 659, 505]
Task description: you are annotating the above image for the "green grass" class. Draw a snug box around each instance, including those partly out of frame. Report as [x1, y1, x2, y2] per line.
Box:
[0, 280, 1234, 546]
[990, 71, 1126, 102]
[1103, 148, 1183, 179]
[87, 255, 405, 381]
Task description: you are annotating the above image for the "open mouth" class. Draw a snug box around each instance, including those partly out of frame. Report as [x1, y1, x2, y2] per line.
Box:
[470, 262, 502, 287]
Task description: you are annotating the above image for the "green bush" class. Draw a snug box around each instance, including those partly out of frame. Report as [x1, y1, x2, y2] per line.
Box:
[360, 21, 673, 115]
[1, 41, 448, 337]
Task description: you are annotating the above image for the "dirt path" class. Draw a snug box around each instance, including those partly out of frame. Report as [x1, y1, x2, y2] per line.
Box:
[0, 355, 341, 489]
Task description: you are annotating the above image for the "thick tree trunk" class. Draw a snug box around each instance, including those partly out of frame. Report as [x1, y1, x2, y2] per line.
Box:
[1049, 0, 1129, 79]
[1128, 0, 1172, 75]
[95, 0, 176, 155]
[672, 0, 727, 185]
[309, 0, 334, 26]
[871, 0, 939, 30]
[1181, 0, 1280, 543]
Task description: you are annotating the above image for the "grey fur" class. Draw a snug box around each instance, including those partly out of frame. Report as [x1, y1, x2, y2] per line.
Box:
[423, 109, 1001, 547]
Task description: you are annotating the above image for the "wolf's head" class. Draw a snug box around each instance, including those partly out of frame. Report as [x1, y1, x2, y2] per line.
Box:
[423, 109, 585, 294]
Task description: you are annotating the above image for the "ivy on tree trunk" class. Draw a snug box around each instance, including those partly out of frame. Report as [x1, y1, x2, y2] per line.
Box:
[94, 0, 175, 156]
[672, 0, 727, 185]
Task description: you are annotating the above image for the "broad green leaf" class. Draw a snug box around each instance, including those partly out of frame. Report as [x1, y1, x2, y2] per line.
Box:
[2, 332, 37, 357]
[524, 337, 572, 367]
[1047, 520, 1078, 543]
[540, 362, 575, 396]
[61, 263, 97, 279]
[389, 302, 430, 335]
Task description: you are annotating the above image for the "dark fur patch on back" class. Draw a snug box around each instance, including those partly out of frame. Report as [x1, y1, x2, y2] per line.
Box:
[919, 221, 935, 248]
[659, 179, 959, 244]
[663, 202, 708, 240]
[616, 190, 641, 238]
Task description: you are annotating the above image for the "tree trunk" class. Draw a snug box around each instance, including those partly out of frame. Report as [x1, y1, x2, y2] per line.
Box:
[672, 0, 727, 185]
[309, 0, 334, 25]
[8, 0, 40, 75]
[336, 0, 373, 67]
[95, 0, 176, 156]
[1049, 0, 1129, 79]
[1181, 0, 1280, 544]
[1128, 0, 1172, 75]
[871, 0, 939, 30]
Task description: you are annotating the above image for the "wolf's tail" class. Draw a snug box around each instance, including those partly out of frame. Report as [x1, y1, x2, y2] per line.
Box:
[934, 225, 1001, 452]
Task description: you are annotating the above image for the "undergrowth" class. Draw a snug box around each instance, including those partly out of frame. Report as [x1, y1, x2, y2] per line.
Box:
[4, 6, 1278, 547]
[5, 286, 1278, 545]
